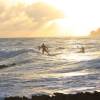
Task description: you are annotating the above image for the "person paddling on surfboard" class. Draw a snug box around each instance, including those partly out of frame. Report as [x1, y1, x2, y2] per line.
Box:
[79, 46, 85, 53]
[39, 43, 49, 55]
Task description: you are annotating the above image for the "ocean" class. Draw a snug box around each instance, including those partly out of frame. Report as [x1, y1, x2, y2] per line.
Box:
[0, 38, 100, 98]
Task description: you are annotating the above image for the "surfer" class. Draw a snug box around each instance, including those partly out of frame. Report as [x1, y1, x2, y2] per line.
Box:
[39, 43, 49, 55]
[80, 46, 85, 53]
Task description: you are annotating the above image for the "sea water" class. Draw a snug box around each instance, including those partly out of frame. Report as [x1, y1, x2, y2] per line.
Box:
[0, 38, 100, 98]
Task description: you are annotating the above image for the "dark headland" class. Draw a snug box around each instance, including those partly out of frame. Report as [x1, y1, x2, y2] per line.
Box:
[90, 28, 100, 37]
[5, 91, 100, 100]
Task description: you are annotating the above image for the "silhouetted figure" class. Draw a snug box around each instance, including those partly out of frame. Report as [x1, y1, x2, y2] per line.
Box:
[80, 46, 85, 53]
[39, 43, 49, 55]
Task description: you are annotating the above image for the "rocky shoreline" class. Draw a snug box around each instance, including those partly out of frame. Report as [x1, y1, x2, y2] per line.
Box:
[5, 91, 100, 100]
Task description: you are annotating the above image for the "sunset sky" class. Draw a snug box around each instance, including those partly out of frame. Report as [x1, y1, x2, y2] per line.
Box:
[0, 0, 100, 37]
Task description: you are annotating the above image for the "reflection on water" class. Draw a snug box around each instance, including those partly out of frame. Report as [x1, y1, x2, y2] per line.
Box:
[0, 38, 100, 97]
[60, 53, 97, 62]
[20, 70, 90, 80]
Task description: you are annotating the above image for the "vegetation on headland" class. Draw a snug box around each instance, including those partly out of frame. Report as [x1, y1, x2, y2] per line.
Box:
[90, 28, 100, 37]
[5, 91, 100, 100]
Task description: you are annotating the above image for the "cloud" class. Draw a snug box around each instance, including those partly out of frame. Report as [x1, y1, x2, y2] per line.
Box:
[26, 2, 63, 21]
[0, 2, 64, 37]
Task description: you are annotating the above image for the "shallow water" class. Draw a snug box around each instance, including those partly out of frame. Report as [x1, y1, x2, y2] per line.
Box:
[0, 38, 100, 98]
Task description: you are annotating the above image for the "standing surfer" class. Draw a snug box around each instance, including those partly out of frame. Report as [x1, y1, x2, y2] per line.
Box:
[39, 43, 49, 55]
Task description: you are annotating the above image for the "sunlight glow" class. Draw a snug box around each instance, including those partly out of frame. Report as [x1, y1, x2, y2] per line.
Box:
[20, 70, 89, 80]
[41, 0, 100, 36]
[60, 53, 93, 62]
[1, 0, 100, 37]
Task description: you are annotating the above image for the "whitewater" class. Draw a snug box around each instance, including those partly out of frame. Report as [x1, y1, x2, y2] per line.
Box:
[0, 38, 100, 99]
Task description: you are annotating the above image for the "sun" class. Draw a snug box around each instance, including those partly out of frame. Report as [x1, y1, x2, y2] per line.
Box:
[50, 18, 90, 37]
[40, 0, 90, 37]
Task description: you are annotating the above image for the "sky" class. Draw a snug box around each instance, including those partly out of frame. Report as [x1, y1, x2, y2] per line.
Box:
[0, 0, 100, 37]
